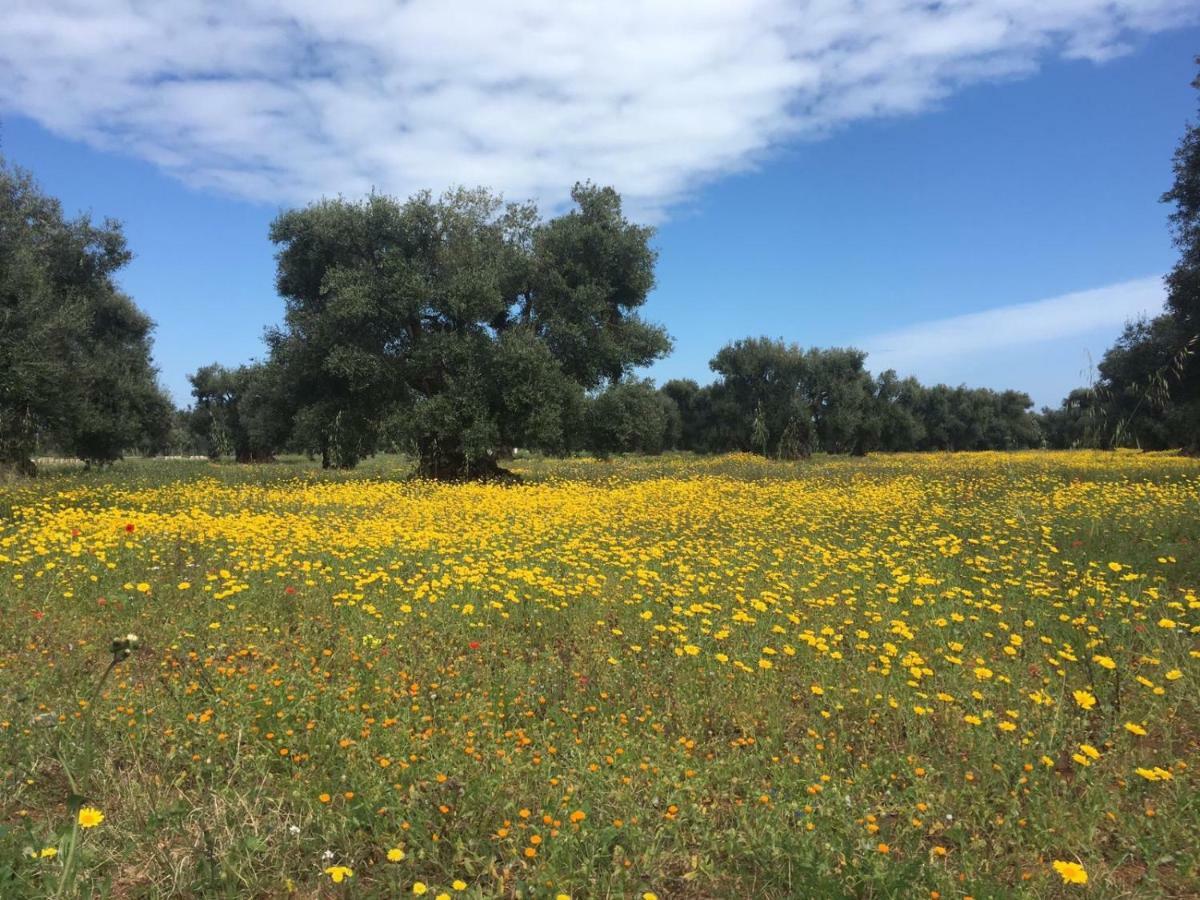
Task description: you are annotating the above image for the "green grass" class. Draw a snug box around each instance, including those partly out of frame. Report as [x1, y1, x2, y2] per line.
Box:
[1, 451, 1197, 897]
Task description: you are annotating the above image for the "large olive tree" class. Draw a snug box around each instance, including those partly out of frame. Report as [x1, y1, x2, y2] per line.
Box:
[267, 183, 670, 476]
[0, 157, 171, 473]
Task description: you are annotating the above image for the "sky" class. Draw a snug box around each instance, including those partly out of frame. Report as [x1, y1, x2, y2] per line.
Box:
[1, 1, 1198, 409]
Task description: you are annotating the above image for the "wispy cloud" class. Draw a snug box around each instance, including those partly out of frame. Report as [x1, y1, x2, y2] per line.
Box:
[1, 2, 1195, 217]
[860, 275, 1166, 377]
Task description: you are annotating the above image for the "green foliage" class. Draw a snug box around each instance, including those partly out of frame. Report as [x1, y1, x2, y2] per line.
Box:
[1163, 57, 1200, 343]
[187, 363, 292, 462]
[0, 157, 171, 471]
[660, 379, 711, 451]
[1044, 316, 1199, 451]
[586, 379, 678, 457]
[1047, 59, 1200, 452]
[912, 384, 1039, 451]
[706, 338, 816, 458]
[870, 370, 926, 452]
[667, 338, 1038, 458]
[266, 183, 669, 476]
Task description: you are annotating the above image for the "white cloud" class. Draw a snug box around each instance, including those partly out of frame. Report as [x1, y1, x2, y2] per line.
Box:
[860, 275, 1165, 376]
[0, 1, 1195, 218]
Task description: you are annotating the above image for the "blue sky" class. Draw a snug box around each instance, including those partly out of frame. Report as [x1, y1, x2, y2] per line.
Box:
[1, 2, 1198, 408]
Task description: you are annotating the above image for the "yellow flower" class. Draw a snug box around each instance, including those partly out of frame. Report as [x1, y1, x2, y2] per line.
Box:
[643, 893, 659, 900]
[324, 866, 353, 883]
[39, 847, 58, 858]
[1124, 722, 1147, 736]
[77, 807, 104, 828]
[452, 880, 467, 891]
[387, 847, 406, 862]
[1135, 766, 1173, 782]
[1052, 860, 1088, 885]
[1072, 689, 1096, 710]
[413, 884, 428, 896]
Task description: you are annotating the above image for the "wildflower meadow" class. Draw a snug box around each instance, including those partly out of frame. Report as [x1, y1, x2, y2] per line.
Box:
[1, 451, 1197, 898]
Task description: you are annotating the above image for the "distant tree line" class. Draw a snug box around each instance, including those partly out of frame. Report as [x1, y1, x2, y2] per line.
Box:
[0, 156, 1096, 479]
[181, 335, 1044, 464]
[5, 56, 1198, 476]
[570, 344, 1040, 458]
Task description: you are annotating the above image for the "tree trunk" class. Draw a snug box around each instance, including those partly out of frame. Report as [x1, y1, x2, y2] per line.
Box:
[416, 439, 520, 482]
[0, 456, 37, 478]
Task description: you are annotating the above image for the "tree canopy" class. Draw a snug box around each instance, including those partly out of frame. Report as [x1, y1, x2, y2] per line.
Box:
[263, 183, 669, 475]
[655, 338, 1040, 458]
[1043, 58, 1200, 452]
[0, 157, 170, 472]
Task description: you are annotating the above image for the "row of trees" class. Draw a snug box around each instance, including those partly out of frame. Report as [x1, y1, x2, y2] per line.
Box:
[660, 345, 1039, 456]
[174, 56, 1200, 468]
[5, 57, 1196, 475]
[0, 152, 1115, 478]
[1040, 59, 1200, 453]
[556, 345, 1041, 459]
[181, 336, 1044, 464]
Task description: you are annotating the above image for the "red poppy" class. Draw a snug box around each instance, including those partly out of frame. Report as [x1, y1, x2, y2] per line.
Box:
[124, 523, 135, 533]
[32, 610, 45, 620]
[285, 586, 297, 595]
[468, 641, 480, 650]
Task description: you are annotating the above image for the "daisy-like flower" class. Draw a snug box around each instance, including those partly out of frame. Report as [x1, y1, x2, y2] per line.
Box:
[77, 807, 104, 828]
[1052, 860, 1087, 885]
[324, 865, 353, 883]
[1072, 689, 1096, 710]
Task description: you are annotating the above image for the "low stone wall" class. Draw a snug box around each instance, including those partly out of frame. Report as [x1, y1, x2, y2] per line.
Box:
[31, 456, 209, 466]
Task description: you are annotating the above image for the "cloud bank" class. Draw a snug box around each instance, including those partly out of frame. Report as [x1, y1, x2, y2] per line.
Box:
[859, 275, 1165, 378]
[1, 1, 1196, 217]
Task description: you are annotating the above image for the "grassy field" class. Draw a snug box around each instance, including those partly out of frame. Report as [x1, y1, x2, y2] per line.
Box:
[1, 451, 1197, 898]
